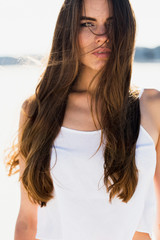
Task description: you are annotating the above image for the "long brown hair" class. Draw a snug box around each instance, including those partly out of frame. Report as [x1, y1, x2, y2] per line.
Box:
[6, 0, 140, 207]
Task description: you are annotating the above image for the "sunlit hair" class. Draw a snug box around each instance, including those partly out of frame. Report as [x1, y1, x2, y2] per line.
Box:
[6, 0, 140, 207]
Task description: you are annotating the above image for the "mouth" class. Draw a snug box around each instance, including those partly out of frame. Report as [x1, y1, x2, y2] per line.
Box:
[92, 48, 111, 58]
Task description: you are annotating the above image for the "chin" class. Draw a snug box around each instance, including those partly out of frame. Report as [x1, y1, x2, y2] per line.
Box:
[90, 60, 108, 71]
[81, 60, 107, 73]
[90, 63, 106, 72]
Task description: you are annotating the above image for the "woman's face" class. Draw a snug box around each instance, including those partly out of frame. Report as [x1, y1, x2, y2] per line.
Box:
[78, 0, 113, 72]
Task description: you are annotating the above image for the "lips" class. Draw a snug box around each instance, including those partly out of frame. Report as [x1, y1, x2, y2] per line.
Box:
[92, 48, 111, 58]
[92, 48, 111, 54]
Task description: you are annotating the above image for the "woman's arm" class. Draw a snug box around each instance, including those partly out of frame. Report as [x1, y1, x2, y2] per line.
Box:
[153, 90, 160, 240]
[14, 156, 38, 240]
[154, 133, 160, 240]
[133, 89, 160, 240]
[14, 101, 39, 240]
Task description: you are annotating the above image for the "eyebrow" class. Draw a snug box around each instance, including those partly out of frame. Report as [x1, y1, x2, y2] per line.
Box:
[80, 16, 113, 21]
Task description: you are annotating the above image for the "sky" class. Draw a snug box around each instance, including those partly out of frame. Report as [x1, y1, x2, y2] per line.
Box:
[0, 0, 160, 56]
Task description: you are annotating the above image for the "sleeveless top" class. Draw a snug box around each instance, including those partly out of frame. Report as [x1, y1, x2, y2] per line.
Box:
[36, 88, 157, 240]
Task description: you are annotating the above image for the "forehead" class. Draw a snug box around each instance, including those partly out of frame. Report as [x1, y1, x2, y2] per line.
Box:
[82, 0, 112, 19]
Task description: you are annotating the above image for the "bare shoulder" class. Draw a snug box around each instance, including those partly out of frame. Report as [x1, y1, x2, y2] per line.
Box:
[19, 95, 36, 139]
[142, 88, 160, 129]
[21, 94, 36, 117]
[18, 95, 36, 169]
[143, 88, 160, 99]
[141, 88, 160, 113]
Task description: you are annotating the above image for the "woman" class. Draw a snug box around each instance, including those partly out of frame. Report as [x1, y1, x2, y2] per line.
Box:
[7, 0, 160, 239]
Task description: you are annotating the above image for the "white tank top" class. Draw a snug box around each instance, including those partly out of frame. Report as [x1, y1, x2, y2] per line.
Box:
[36, 88, 157, 240]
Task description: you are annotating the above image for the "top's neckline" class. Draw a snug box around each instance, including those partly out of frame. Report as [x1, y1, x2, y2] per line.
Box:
[61, 126, 102, 134]
[60, 125, 155, 148]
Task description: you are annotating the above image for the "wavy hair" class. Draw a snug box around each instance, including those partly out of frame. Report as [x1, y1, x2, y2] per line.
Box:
[6, 0, 140, 207]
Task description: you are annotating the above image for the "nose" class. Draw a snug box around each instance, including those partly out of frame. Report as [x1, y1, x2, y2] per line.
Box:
[94, 25, 108, 44]
[95, 33, 108, 45]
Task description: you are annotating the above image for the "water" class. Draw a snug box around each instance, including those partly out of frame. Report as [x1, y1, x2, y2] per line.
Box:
[132, 62, 160, 90]
[0, 63, 159, 239]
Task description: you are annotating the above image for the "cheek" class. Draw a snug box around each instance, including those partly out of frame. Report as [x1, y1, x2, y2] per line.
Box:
[78, 30, 94, 54]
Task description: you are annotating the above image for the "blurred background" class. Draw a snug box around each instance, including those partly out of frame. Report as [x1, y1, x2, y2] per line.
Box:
[0, 0, 159, 239]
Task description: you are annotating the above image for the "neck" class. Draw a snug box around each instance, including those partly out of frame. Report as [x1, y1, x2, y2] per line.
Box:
[71, 65, 100, 93]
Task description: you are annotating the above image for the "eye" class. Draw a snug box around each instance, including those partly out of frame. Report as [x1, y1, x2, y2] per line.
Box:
[80, 22, 95, 28]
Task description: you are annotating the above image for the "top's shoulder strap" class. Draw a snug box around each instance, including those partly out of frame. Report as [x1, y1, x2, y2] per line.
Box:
[139, 88, 144, 99]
